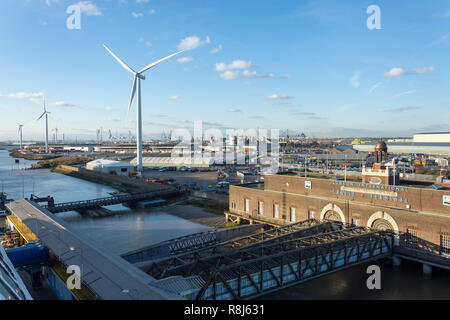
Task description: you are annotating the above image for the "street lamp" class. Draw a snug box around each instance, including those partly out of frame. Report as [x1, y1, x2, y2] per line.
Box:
[69, 246, 83, 278]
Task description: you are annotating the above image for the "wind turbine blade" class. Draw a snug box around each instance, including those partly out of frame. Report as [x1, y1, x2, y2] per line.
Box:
[103, 44, 136, 75]
[138, 50, 185, 74]
[126, 75, 137, 123]
[37, 112, 45, 121]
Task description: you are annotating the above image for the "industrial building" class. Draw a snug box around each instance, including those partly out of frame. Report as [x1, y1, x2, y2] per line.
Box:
[227, 142, 450, 256]
[85, 159, 135, 176]
[354, 132, 450, 156]
[132, 156, 214, 168]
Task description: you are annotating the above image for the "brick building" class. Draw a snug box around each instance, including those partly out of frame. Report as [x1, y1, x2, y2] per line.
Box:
[227, 142, 450, 255]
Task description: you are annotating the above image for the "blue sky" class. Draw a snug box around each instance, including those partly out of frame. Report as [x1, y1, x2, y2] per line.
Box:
[0, 0, 449, 141]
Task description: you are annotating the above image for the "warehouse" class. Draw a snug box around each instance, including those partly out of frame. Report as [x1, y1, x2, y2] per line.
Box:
[354, 132, 450, 156]
[85, 159, 135, 176]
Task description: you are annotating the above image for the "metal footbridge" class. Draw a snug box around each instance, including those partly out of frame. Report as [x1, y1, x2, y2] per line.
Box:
[147, 219, 395, 300]
[42, 190, 180, 213]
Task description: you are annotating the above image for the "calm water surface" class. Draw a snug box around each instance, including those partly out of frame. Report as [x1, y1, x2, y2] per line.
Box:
[0, 148, 211, 255]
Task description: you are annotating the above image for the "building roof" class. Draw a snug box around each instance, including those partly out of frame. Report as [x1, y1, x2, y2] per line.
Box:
[6, 199, 182, 300]
[415, 132, 450, 135]
[86, 159, 134, 168]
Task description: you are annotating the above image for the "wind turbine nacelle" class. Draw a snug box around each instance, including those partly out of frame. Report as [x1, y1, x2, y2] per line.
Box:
[137, 74, 146, 80]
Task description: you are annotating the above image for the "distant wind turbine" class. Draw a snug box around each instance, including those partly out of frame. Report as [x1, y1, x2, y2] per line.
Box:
[37, 96, 50, 153]
[103, 44, 184, 173]
[53, 127, 58, 144]
[17, 123, 24, 150]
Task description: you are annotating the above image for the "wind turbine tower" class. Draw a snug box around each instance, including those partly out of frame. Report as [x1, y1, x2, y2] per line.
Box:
[17, 123, 24, 150]
[103, 44, 184, 174]
[53, 128, 58, 144]
[37, 96, 50, 153]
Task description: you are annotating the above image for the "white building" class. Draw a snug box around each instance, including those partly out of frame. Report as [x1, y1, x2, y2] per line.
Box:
[86, 159, 135, 176]
[413, 132, 450, 143]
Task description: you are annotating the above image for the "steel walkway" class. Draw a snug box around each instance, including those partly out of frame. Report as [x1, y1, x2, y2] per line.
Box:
[43, 190, 180, 213]
[148, 221, 395, 300]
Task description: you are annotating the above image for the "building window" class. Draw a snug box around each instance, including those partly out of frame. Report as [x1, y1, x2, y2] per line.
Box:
[290, 207, 296, 222]
[244, 199, 250, 213]
[308, 211, 315, 220]
[258, 201, 264, 215]
[440, 235, 450, 257]
[273, 204, 279, 219]
[351, 218, 361, 227]
[406, 229, 418, 249]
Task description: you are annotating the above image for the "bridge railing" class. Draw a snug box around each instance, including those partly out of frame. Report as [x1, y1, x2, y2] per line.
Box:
[193, 228, 394, 300]
[394, 232, 450, 264]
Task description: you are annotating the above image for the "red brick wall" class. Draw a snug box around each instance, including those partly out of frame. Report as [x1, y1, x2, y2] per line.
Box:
[229, 174, 450, 247]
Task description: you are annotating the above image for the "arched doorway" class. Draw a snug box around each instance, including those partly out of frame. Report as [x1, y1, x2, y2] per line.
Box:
[323, 210, 342, 222]
[320, 203, 346, 223]
[367, 211, 399, 245]
[367, 211, 398, 232]
[371, 218, 393, 231]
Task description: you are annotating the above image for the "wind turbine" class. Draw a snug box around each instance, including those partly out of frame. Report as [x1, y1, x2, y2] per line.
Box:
[37, 96, 50, 153]
[103, 44, 184, 173]
[17, 123, 24, 150]
[53, 128, 59, 144]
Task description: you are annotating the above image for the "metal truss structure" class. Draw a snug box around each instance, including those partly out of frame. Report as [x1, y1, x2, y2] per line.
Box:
[147, 219, 334, 275]
[148, 221, 394, 300]
[42, 190, 179, 213]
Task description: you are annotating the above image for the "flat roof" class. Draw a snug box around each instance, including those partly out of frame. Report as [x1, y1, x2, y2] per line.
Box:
[6, 199, 182, 300]
[415, 132, 450, 135]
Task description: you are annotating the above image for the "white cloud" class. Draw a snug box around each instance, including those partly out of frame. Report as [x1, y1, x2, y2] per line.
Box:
[169, 95, 179, 101]
[149, 9, 156, 14]
[385, 106, 420, 113]
[45, 0, 59, 6]
[209, 44, 222, 54]
[177, 36, 211, 51]
[430, 33, 450, 46]
[242, 70, 289, 79]
[219, 70, 239, 80]
[177, 57, 193, 63]
[48, 101, 77, 108]
[368, 82, 382, 94]
[384, 66, 435, 77]
[393, 90, 415, 98]
[228, 108, 242, 114]
[349, 71, 361, 88]
[384, 67, 406, 77]
[104, 106, 113, 111]
[267, 94, 293, 100]
[8, 92, 44, 104]
[215, 60, 256, 71]
[76, 1, 102, 16]
[131, 12, 144, 18]
[138, 37, 151, 47]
